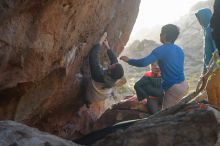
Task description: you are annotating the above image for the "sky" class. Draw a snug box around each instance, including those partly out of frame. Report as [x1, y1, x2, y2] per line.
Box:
[129, 0, 208, 42]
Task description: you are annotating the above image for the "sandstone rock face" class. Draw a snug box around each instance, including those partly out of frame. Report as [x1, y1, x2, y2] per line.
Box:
[0, 120, 81, 146]
[92, 110, 218, 146]
[0, 106, 218, 146]
[93, 100, 149, 131]
[0, 0, 140, 139]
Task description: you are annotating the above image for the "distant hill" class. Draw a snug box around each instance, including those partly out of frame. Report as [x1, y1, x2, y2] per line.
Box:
[120, 0, 215, 93]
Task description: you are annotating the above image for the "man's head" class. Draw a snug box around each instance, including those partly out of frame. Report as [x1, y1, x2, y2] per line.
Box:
[160, 24, 180, 44]
[107, 63, 124, 80]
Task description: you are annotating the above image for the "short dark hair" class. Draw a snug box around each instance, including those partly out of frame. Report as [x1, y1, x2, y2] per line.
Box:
[109, 63, 124, 80]
[161, 24, 180, 43]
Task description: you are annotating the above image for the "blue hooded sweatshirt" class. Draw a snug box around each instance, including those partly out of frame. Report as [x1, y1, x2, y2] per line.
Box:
[195, 8, 216, 71]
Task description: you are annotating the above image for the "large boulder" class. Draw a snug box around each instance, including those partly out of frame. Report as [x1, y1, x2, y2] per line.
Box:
[92, 110, 218, 146]
[93, 99, 149, 131]
[0, 120, 81, 146]
[0, 0, 140, 139]
[75, 103, 219, 146]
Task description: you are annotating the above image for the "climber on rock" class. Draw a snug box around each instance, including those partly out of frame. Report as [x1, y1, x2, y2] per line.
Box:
[120, 24, 189, 109]
[86, 32, 125, 104]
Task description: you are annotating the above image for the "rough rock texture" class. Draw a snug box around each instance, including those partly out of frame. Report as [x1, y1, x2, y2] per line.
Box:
[215, 130, 220, 146]
[93, 99, 149, 131]
[0, 0, 140, 139]
[0, 105, 218, 146]
[92, 110, 218, 146]
[0, 120, 81, 146]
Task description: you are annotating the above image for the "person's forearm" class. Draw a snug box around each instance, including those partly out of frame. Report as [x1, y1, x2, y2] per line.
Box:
[89, 44, 104, 82]
[107, 49, 118, 64]
[128, 54, 157, 67]
[89, 44, 101, 59]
